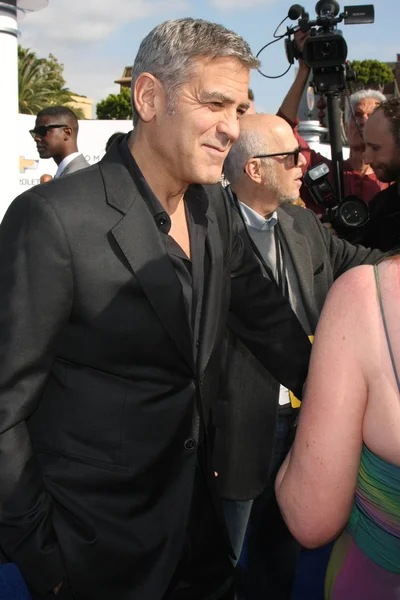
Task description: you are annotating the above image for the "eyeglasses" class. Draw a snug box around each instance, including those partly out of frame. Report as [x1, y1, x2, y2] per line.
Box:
[29, 124, 68, 139]
[251, 145, 305, 167]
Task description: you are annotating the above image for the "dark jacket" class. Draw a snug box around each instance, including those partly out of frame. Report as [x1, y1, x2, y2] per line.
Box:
[364, 183, 400, 252]
[215, 203, 382, 501]
[0, 143, 311, 600]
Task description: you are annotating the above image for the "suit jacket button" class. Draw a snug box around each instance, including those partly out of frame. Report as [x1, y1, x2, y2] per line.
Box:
[184, 438, 196, 451]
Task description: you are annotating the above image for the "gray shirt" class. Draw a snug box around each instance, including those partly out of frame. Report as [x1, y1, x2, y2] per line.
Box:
[238, 200, 311, 407]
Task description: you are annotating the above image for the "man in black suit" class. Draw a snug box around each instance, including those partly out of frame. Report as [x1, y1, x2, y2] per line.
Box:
[30, 106, 89, 178]
[218, 113, 381, 599]
[0, 19, 311, 600]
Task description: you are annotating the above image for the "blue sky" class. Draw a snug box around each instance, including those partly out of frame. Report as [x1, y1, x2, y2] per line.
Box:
[19, 0, 399, 117]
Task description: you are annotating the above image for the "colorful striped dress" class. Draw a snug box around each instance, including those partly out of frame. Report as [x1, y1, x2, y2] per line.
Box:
[325, 266, 400, 599]
[325, 445, 400, 599]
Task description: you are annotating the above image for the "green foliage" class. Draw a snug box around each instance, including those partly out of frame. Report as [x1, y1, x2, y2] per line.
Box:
[18, 46, 85, 118]
[96, 88, 132, 120]
[349, 59, 394, 92]
[41, 52, 66, 91]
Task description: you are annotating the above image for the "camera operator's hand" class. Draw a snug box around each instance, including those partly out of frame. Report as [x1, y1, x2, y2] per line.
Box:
[294, 30, 310, 69]
[279, 30, 311, 123]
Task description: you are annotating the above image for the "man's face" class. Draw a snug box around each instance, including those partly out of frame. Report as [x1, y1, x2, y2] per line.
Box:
[363, 109, 400, 182]
[150, 56, 251, 186]
[32, 115, 68, 159]
[260, 127, 306, 204]
[345, 98, 382, 149]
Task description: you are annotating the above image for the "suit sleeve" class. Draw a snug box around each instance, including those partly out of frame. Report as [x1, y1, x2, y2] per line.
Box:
[0, 192, 73, 595]
[307, 209, 382, 276]
[228, 207, 311, 400]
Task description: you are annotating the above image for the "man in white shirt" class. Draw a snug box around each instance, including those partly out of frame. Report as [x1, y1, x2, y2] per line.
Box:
[30, 106, 89, 178]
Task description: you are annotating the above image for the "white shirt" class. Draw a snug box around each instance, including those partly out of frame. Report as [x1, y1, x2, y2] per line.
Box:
[54, 152, 81, 178]
[237, 201, 278, 231]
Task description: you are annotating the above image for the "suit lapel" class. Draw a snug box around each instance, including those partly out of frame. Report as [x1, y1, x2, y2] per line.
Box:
[99, 158, 195, 373]
[278, 207, 319, 327]
[197, 202, 224, 374]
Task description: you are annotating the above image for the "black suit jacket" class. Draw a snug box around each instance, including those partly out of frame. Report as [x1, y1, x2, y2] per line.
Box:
[0, 144, 311, 599]
[215, 203, 382, 501]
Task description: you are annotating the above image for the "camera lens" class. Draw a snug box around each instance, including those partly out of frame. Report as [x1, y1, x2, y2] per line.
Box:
[321, 42, 332, 56]
[302, 30, 347, 69]
[339, 197, 369, 228]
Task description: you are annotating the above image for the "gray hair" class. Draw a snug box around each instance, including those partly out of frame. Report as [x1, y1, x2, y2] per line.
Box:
[130, 18, 260, 126]
[224, 129, 272, 185]
[344, 89, 386, 124]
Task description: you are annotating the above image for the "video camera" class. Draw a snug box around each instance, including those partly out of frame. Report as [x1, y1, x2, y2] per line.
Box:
[285, 2, 374, 94]
[281, 1, 375, 228]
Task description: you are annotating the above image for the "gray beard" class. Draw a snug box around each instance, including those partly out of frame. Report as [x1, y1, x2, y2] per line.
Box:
[276, 193, 298, 205]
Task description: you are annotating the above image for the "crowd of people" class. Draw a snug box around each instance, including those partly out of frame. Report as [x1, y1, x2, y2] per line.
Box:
[0, 15, 399, 600]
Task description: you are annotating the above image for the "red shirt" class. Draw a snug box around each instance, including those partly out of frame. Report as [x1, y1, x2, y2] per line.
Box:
[277, 110, 390, 216]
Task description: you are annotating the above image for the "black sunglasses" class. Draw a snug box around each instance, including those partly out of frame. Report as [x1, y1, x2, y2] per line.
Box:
[29, 124, 68, 139]
[250, 145, 304, 168]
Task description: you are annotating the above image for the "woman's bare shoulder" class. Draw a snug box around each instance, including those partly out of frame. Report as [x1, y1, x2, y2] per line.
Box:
[321, 264, 376, 319]
[330, 260, 400, 306]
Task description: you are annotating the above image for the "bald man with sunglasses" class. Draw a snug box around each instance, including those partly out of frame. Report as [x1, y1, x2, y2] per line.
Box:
[30, 106, 89, 178]
[217, 113, 381, 599]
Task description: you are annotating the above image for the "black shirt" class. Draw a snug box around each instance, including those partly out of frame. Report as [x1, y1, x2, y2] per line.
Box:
[119, 135, 209, 352]
[119, 134, 233, 600]
[366, 183, 400, 252]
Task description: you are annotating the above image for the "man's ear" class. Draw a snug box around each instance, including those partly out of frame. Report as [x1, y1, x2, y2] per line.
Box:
[63, 126, 72, 141]
[245, 159, 262, 183]
[133, 73, 159, 123]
